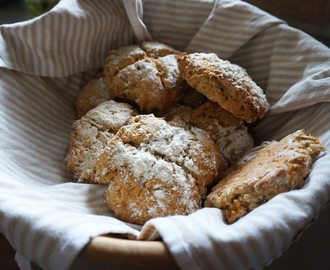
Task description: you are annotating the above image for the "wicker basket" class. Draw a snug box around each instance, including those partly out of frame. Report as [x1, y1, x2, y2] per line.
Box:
[80, 235, 177, 268]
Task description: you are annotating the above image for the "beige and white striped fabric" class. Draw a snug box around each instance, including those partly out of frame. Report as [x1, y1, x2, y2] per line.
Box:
[0, 0, 329, 269]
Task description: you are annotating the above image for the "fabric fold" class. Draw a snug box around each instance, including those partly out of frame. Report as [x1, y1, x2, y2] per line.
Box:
[123, 0, 153, 43]
[0, 0, 135, 77]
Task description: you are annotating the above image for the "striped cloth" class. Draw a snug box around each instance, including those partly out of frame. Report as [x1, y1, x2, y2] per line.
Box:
[0, 0, 329, 269]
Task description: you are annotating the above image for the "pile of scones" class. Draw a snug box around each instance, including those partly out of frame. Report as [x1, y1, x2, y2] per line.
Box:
[66, 42, 325, 225]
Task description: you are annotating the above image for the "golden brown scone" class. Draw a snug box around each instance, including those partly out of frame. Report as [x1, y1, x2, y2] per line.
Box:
[170, 101, 254, 169]
[140, 41, 181, 58]
[177, 53, 270, 123]
[179, 86, 208, 109]
[104, 43, 187, 111]
[155, 103, 193, 121]
[181, 100, 243, 128]
[66, 100, 138, 184]
[154, 54, 187, 103]
[205, 130, 325, 224]
[74, 72, 115, 117]
[108, 58, 165, 110]
[95, 114, 222, 225]
[103, 45, 147, 78]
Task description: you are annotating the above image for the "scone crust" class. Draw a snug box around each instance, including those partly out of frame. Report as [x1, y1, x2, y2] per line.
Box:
[155, 103, 193, 122]
[154, 54, 186, 104]
[66, 100, 137, 184]
[104, 172, 202, 225]
[205, 129, 325, 223]
[171, 101, 254, 169]
[104, 43, 186, 111]
[140, 41, 181, 58]
[109, 58, 166, 110]
[177, 53, 270, 123]
[74, 72, 114, 117]
[104, 45, 147, 79]
[96, 114, 222, 224]
[181, 100, 243, 128]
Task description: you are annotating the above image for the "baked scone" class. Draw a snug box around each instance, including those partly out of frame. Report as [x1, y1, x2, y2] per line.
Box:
[155, 103, 193, 121]
[205, 130, 325, 224]
[104, 43, 187, 111]
[66, 100, 138, 183]
[170, 101, 254, 169]
[74, 72, 115, 117]
[95, 114, 222, 225]
[103, 45, 147, 79]
[177, 53, 270, 123]
[140, 41, 181, 58]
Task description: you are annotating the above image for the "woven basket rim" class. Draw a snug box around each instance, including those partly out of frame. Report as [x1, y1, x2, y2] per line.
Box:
[79, 235, 177, 267]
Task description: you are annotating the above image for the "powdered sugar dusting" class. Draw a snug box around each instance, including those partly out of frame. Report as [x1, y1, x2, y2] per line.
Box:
[99, 114, 221, 224]
[140, 41, 180, 58]
[88, 76, 114, 105]
[100, 115, 216, 184]
[66, 100, 137, 183]
[155, 54, 185, 90]
[106, 141, 188, 185]
[176, 101, 254, 169]
[88, 100, 138, 132]
[104, 45, 147, 77]
[212, 123, 253, 168]
[113, 58, 164, 110]
[74, 74, 115, 117]
[189, 53, 266, 100]
[104, 43, 186, 111]
[178, 52, 270, 122]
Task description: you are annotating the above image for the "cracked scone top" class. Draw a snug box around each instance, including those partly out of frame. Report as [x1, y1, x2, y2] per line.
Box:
[95, 114, 222, 225]
[140, 41, 181, 58]
[103, 42, 187, 111]
[205, 130, 325, 224]
[66, 100, 138, 183]
[177, 53, 270, 123]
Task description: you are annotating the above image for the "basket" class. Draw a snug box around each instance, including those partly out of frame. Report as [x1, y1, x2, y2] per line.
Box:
[1, 1, 330, 270]
[80, 235, 176, 267]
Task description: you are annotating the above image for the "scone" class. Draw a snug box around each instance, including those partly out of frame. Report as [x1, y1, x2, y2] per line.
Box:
[169, 101, 254, 169]
[205, 130, 325, 223]
[155, 103, 193, 121]
[103, 45, 147, 79]
[95, 114, 222, 225]
[177, 52, 270, 123]
[74, 72, 114, 117]
[140, 41, 181, 58]
[66, 100, 138, 183]
[103, 42, 187, 111]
